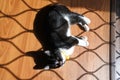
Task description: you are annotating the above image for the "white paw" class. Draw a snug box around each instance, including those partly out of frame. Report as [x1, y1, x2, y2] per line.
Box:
[80, 36, 88, 41]
[84, 40, 89, 47]
[83, 17, 90, 31]
[79, 16, 91, 31]
[82, 16, 91, 25]
[83, 24, 90, 31]
[77, 36, 89, 47]
[79, 40, 89, 47]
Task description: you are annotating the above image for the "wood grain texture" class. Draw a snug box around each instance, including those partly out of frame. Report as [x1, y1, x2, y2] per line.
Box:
[0, 0, 110, 80]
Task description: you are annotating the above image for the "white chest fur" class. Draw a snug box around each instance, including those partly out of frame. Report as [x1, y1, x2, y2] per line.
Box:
[63, 15, 71, 37]
[59, 46, 75, 63]
[59, 15, 74, 63]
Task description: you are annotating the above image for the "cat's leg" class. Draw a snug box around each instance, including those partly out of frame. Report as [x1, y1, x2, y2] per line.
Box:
[69, 12, 91, 31]
[63, 36, 89, 47]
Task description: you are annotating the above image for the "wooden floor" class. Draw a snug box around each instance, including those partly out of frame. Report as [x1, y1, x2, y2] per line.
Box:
[0, 0, 110, 80]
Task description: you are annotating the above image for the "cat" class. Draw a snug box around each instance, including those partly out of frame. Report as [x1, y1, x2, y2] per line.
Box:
[33, 4, 90, 69]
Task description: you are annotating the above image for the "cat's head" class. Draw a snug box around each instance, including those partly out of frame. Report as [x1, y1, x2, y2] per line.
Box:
[41, 50, 64, 70]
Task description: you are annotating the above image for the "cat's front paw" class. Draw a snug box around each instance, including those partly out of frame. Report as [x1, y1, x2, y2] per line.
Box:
[83, 24, 90, 31]
[82, 16, 91, 25]
[84, 40, 89, 47]
[78, 16, 91, 31]
[77, 36, 89, 47]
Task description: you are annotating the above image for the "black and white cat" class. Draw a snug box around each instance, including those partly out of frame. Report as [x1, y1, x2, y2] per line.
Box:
[34, 4, 90, 69]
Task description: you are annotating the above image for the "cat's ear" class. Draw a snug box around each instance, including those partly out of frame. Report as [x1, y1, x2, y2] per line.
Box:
[44, 50, 51, 56]
[33, 65, 39, 69]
